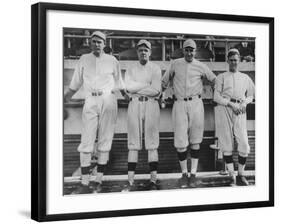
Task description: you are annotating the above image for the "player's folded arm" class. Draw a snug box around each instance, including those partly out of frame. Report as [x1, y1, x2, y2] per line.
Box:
[136, 86, 160, 97]
[125, 80, 149, 94]
[138, 68, 162, 97]
[124, 69, 149, 93]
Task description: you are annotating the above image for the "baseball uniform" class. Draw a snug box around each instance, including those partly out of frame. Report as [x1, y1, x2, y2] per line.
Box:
[125, 61, 162, 150]
[69, 52, 121, 156]
[162, 58, 216, 148]
[214, 71, 255, 156]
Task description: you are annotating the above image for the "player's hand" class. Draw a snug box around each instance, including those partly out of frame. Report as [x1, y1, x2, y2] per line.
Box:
[64, 94, 71, 103]
[228, 102, 241, 115]
[239, 102, 247, 114]
[120, 89, 130, 101]
[158, 93, 166, 108]
[111, 87, 123, 95]
[124, 95, 130, 101]
[64, 88, 76, 103]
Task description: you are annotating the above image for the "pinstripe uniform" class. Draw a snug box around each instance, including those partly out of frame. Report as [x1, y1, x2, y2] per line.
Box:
[214, 71, 255, 156]
[162, 58, 216, 148]
[125, 61, 162, 150]
[69, 52, 122, 155]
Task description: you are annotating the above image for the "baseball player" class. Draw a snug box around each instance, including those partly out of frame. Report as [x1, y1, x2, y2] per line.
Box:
[122, 39, 162, 191]
[213, 48, 255, 186]
[64, 31, 124, 194]
[162, 39, 216, 188]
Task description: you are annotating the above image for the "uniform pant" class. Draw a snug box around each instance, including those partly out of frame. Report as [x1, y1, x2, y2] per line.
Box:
[215, 105, 250, 156]
[172, 98, 204, 148]
[127, 98, 160, 150]
[78, 94, 117, 154]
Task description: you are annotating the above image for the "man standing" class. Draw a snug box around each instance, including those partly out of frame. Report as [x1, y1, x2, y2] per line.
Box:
[213, 48, 255, 186]
[123, 39, 162, 191]
[162, 39, 216, 188]
[64, 31, 124, 194]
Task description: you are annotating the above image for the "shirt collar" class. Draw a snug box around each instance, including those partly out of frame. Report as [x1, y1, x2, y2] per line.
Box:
[92, 51, 104, 58]
[138, 61, 150, 67]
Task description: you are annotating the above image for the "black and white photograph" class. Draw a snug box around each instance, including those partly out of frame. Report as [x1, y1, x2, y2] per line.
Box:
[30, 2, 274, 222]
[63, 29, 256, 195]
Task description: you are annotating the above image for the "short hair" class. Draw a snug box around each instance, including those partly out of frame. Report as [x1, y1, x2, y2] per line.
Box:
[227, 48, 240, 58]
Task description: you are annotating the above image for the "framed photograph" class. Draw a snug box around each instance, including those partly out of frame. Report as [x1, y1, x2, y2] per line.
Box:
[31, 2, 274, 222]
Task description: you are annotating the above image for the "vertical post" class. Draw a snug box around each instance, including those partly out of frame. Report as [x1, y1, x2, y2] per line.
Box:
[109, 38, 112, 49]
[225, 40, 228, 62]
[162, 38, 166, 61]
[180, 40, 183, 49]
[67, 38, 71, 49]
[171, 40, 174, 52]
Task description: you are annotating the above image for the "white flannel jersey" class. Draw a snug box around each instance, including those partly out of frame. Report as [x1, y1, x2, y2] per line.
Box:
[69, 53, 124, 96]
[162, 58, 216, 99]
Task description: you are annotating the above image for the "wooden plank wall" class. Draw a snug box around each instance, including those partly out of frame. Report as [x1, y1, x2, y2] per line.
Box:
[64, 131, 255, 177]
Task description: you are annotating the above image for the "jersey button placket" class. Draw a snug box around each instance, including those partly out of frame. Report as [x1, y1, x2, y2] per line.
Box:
[92, 56, 97, 91]
[185, 63, 189, 100]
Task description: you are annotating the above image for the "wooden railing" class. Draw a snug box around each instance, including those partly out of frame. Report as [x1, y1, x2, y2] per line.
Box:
[63, 34, 255, 62]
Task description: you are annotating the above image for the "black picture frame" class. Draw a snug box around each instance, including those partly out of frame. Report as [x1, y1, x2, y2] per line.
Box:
[31, 2, 274, 222]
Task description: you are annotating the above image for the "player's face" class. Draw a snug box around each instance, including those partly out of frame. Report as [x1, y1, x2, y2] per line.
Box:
[183, 47, 196, 62]
[90, 36, 105, 56]
[228, 54, 240, 72]
[137, 45, 151, 65]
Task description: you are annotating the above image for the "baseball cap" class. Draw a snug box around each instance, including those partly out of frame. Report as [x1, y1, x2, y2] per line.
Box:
[136, 39, 151, 49]
[90, 31, 106, 41]
[227, 48, 240, 56]
[183, 39, 197, 49]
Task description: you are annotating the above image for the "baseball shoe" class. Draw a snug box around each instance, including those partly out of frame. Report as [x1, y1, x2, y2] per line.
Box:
[122, 181, 135, 192]
[178, 173, 189, 188]
[146, 181, 159, 190]
[189, 174, 201, 188]
[92, 181, 102, 193]
[236, 175, 249, 186]
[71, 184, 92, 195]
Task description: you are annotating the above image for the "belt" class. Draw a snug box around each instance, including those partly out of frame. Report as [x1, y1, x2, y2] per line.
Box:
[129, 96, 158, 102]
[91, 91, 103, 96]
[230, 98, 242, 103]
[91, 90, 114, 96]
[175, 95, 201, 101]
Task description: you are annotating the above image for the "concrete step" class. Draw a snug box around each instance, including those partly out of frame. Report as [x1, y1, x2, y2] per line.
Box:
[64, 171, 255, 195]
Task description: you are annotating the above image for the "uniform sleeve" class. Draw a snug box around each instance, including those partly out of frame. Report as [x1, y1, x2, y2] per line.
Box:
[151, 66, 162, 93]
[162, 61, 174, 90]
[213, 74, 230, 106]
[137, 65, 161, 97]
[244, 76, 255, 104]
[124, 67, 131, 87]
[124, 66, 148, 93]
[202, 63, 216, 82]
[69, 57, 83, 91]
[113, 59, 125, 89]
